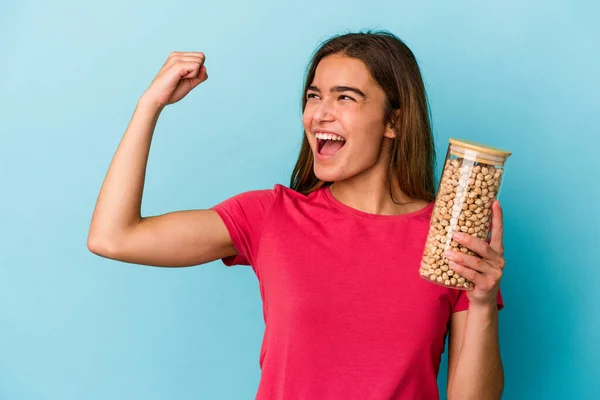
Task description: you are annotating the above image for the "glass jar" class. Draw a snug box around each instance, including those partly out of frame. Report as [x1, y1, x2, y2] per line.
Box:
[419, 138, 512, 290]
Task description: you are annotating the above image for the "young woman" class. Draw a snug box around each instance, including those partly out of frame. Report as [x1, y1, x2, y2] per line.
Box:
[88, 30, 505, 400]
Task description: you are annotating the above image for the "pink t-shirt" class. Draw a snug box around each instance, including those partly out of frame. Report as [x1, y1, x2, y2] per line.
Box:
[211, 184, 503, 400]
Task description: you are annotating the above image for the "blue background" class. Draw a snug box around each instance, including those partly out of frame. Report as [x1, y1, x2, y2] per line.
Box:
[1, 1, 598, 399]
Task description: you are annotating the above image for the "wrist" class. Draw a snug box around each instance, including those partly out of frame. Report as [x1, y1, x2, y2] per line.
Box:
[137, 94, 165, 114]
[466, 300, 499, 332]
[468, 300, 498, 313]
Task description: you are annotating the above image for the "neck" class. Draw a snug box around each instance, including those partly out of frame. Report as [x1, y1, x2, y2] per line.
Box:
[329, 159, 425, 216]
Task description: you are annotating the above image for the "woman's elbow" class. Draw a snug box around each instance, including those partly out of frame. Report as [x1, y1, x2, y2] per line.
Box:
[87, 232, 120, 259]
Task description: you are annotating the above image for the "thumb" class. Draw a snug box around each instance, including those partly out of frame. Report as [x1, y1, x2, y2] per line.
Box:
[187, 66, 208, 89]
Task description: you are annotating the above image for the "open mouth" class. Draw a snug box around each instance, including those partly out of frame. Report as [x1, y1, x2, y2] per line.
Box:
[316, 133, 346, 157]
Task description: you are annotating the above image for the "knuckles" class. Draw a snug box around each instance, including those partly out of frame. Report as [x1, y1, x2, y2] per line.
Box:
[168, 51, 205, 60]
[473, 257, 484, 270]
[498, 258, 506, 269]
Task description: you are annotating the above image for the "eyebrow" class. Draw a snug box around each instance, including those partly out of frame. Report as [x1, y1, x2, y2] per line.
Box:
[307, 85, 366, 99]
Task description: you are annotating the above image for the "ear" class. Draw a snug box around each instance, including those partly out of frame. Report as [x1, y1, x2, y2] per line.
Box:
[384, 124, 396, 139]
[384, 109, 400, 139]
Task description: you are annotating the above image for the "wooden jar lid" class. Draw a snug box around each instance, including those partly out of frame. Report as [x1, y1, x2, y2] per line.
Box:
[449, 138, 512, 166]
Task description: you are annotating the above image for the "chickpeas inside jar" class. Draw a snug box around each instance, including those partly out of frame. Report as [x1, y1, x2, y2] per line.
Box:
[419, 138, 512, 290]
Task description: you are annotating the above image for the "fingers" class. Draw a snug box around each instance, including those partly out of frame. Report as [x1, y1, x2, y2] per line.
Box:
[452, 231, 497, 261]
[186, 65, 208, 87]
[444, 250, 498, 276]
[197, 65, 208, 81]
[169, 51, 205, 58]
[444, 201, 505, 292]
[447, 261, 485, 286]
[174, 61, 204, 79]
[144, 51, 208, 108]
[160, 52, 206, 73]
[169, 52, 205, 65]
[447, 262, 496, 290]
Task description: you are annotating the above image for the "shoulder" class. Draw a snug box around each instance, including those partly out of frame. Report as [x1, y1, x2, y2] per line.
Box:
[272, 184, 331, 210]
[235, 183, 305, 197]
[211, 184, 310, 212]
[211, 184, 330, 223]
[236, 184, 306, 204]
[411, 199, 434, 214]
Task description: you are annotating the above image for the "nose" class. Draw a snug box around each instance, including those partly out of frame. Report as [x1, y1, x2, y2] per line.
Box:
[313, 98, 335, 122]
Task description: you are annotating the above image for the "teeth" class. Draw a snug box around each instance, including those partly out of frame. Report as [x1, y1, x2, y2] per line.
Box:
[315, 132, 345, 141]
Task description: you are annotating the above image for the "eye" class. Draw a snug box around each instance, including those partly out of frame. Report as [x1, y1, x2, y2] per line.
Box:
[306, 93, 319, 100]
[339, 95, 355, 101]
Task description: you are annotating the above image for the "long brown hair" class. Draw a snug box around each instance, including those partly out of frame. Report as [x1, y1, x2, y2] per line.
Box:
[290, 30, 436, 203]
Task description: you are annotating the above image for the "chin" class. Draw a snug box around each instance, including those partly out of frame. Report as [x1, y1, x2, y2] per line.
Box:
[313, 162, 349, 183]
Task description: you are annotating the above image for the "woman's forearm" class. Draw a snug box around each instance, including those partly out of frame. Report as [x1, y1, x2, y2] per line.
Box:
[447, 303, 504, 400]
[87, 97, 163, 250]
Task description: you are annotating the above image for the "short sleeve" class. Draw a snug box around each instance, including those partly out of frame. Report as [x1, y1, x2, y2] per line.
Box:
[452, 287, 504, 313]
[210, 187, 277, 267]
